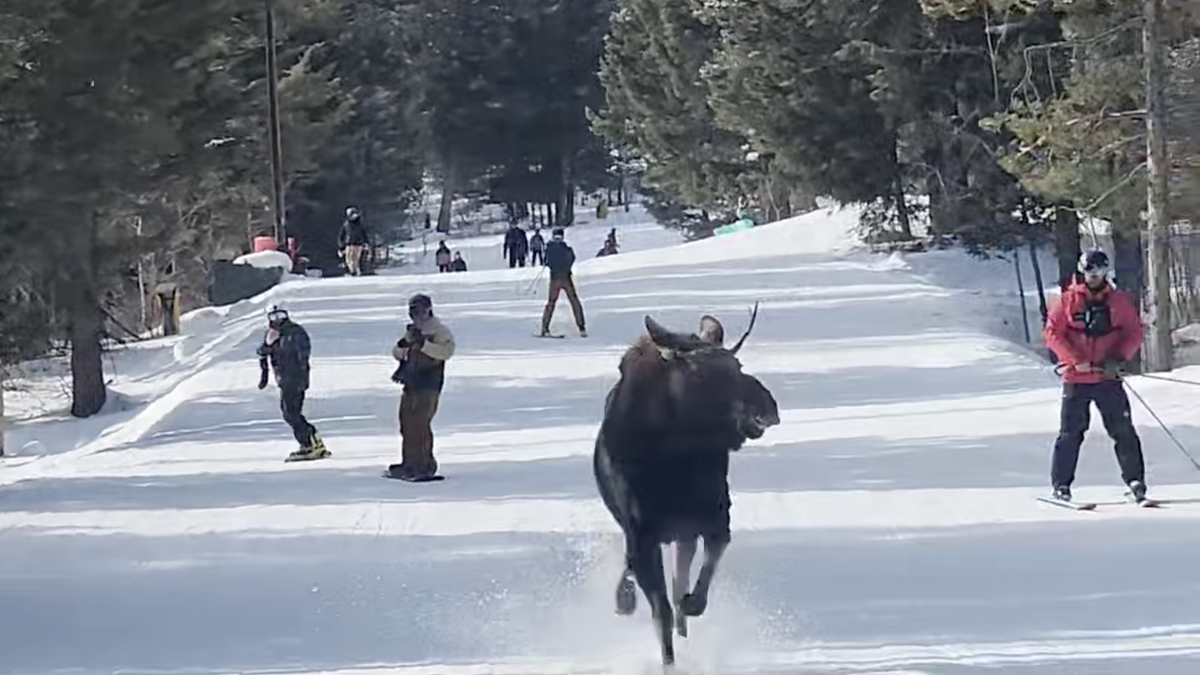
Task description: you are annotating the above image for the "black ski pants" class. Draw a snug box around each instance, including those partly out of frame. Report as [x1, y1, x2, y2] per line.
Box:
[508, 253, 526, 268]
[1051, 379, 1145, 488]
[281, 386, 317, 447]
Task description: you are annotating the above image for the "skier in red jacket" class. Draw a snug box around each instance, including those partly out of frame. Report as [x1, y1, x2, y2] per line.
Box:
[1043, 248, 1148, 503]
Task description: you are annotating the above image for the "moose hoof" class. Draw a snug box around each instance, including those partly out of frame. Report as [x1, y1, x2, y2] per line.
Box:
[680, 593, 707, 617]
[615, 577, 637, 615]
[674, 612, 689, 638]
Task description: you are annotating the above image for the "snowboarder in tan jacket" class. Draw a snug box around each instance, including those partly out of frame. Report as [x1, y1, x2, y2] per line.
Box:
[385, 293, 456, 481]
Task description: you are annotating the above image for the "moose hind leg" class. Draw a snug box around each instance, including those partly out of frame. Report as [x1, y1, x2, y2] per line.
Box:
[614, 564, 637, 616]
[630, 537, 675, 665]
[672, 537, 697, 638]
[680, 533, 729, 618]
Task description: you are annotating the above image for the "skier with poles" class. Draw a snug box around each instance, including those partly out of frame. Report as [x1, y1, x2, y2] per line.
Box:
[257, 305, 329, 462]
[1043, 249, 1149, 506]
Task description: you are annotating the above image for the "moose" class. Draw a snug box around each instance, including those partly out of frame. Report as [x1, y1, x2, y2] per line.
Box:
[593, 304, 780, 666]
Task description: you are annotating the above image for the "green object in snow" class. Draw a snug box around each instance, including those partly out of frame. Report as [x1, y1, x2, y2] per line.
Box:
[713, 218, 755, 236]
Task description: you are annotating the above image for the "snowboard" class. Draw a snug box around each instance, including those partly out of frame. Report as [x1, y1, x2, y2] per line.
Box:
[284, 449, 331, 463]
[382, 468, 445, 482]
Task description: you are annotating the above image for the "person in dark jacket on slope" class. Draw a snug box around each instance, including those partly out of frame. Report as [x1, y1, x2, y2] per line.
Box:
[1044, 249, 1147, 503]
[503, 224, 529, 268]
[539, 228, 587, 337]
[338, 206, 370, 276]
[257, 305, 328, 462]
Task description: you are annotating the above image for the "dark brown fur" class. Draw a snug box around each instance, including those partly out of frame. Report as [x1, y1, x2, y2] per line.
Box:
[593, 307, 778, 666]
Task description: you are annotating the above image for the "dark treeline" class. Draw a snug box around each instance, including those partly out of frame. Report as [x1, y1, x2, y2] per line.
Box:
[2, 0, 1199, 416]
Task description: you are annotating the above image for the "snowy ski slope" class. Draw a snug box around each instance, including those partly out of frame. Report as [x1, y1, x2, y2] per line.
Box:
[7, 206, 1200, 674]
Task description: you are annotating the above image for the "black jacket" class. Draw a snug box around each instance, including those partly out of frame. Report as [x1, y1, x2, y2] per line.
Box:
[338, 217, 369, 247]
[257, 320, 311, 391]
[544, 240, 575, 279]
[503, 226, 529, 257]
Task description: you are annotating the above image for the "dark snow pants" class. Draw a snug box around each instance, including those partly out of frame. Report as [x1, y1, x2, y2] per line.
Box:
[399, 388, 441, 477]
[281, 386, 317, 447]
[1051, 379, 1145, 488]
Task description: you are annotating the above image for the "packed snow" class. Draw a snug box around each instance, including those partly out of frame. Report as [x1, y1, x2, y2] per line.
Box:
[6, 206, 1200, 675]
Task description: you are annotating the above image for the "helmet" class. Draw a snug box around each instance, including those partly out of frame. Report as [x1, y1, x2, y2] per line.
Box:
[267, 304, 289, 326]
[1078, 248, 1110, 276]
[552, 228, 565, 240]
[346, 206, 360, 220]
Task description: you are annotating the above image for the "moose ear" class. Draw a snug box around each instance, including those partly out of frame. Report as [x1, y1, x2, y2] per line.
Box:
[645, 315, 679, 348]
[698, 315, 724, 346]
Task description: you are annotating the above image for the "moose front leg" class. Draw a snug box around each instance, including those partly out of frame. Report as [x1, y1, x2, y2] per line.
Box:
[680, 533, 728, 618]
[672, 537, 697, 637]
[628, 535, 675, 666]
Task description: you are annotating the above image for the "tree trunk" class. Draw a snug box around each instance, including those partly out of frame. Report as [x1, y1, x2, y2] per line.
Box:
[558, 154, 575, 227]
[437, 167, 456, 234]
[1053, 206, 1082, 290]
[0, 367, 6, 456]
[1028, 240, 1049, 324]
[1143, 0, 1173, 371]
[64, 219, 107, 418]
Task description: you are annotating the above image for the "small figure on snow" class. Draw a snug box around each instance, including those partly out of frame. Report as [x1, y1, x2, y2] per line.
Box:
[504, 222, 529, 268]
[385, 293, 456, 481]
[435, 240, 452, 273]
[450, 251, 467, 272]
[529, 227, 545, 266]
[539, 228, 587, 338]
[337, 206, 370, 276]
[1044, 249, 1148, 503]
[257, 305, 328, 462]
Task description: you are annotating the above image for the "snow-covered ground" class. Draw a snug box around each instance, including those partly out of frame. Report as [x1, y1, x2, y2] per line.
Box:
[7, 205, 1200, 674]
[390, 204, 678, 275]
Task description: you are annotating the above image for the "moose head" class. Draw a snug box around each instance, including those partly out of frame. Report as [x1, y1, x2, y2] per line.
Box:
[634, 303, 779, 442]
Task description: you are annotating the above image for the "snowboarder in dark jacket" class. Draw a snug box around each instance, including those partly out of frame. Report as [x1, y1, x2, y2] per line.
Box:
[257, 305, 328, 462]
[539, 228, 587, 337]
[338, 206, 370, 276]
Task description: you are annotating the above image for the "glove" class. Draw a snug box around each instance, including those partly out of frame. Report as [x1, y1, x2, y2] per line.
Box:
[257, 371, 269, 390]
[1102, 358, 1127, 379]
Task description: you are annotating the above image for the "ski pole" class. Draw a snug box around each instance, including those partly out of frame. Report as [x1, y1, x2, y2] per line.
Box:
[1122, 378, 1200, 473]
[1140, 372, 1200, 387]
[524, 264, 546, 296]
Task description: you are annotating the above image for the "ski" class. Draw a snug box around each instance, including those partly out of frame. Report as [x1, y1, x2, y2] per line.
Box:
[534, 333, 565, 339]
[1036, 496, 1097, 511]
[1037, 496, 1164, 510]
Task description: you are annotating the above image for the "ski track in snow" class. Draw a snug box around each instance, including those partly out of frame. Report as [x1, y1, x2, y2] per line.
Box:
[6, 207, 1200, 675]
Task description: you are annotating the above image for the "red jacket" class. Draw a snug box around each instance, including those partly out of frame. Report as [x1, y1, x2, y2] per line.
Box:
[1044, 280, 1142, 384]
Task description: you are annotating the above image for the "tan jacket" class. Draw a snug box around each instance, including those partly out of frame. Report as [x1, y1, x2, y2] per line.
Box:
[392, 314, 456, 363]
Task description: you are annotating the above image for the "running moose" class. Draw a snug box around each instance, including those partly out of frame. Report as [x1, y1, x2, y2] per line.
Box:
[593, 304, 779, 666]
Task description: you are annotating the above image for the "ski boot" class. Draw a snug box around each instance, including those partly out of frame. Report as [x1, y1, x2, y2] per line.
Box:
[1125, 479, 1154, 506]
[285, 434, 331, 463]
[1051, 485, 1071, 502]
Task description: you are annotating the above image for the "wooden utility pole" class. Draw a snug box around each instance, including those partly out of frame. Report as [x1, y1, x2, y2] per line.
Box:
[265, 0, 287, 248]
[0, 369, 6, 457]
[1143, 0, 1173, 372]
